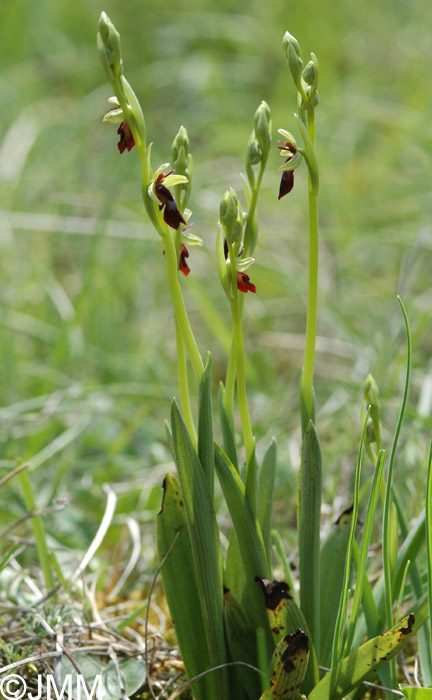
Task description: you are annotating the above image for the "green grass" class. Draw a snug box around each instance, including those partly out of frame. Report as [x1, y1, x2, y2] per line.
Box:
[1, 0, 431, 643]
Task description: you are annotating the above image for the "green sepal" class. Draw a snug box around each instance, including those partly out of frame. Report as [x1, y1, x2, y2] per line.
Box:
[258, 439, 277, 562]
[198, 353, 214, 499]
[223, 587, 262, 699]
[171, 401, 228, 698]
[217, 226, 233, 300]
[294, 113, 319, 195]
[319, 506, 352, 666]
[156, 474, 211, 700]
[309, 613, 416, 700]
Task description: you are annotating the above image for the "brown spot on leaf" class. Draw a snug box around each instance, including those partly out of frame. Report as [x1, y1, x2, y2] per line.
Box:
[335, 504, 354, 524]
[255, 577, 293, 610]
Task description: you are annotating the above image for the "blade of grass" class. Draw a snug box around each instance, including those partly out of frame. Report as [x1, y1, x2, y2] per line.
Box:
[382, 296, 411, 691]
[344, 449, 386, 654]
[18, 470, 54, 589]
[331, 408, 369, 666]
[426, 441, 432, 684]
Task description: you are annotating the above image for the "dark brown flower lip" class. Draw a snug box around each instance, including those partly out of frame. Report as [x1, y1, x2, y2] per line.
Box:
[278, 169, 295, 199]
[179, 243, 190, 276]
[154, 171, 186, 230]
[237, 270, 256, 294]
[117, 122, 135, 153]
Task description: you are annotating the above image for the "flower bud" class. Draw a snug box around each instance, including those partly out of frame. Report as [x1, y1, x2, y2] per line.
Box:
[363, 373, 381, 449]
[97, 12, 122, 82]
[171, 125, 192, 209]
[171, 125, 190, 169]
[283, 32, 303, 89]
[220, 188, 243, 250]
[247, 136, 262, 166]
[254, 101, 272, 157]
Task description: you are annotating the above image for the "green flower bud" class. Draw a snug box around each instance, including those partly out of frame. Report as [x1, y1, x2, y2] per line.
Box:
[247, 136, 262, 166]
[365, 418, 376, 444]
[254, 100, 272, 157]
[303, 61, 316, 87]
[283, 32, 303, 89]
[282, 31, 302, 59]
[170, 125, 192, 210]
[171, 125, 190, 167]
[363, 373, 381, 449]
[364, 373, 379, 407]
[220, 188, 243, 251]
[97, 12, 122, 82]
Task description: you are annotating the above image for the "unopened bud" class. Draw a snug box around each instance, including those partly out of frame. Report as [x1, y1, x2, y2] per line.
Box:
[254, 101, 272, 157]
[283, 31, 302, 59]
[220, 188, 243, 250]
[97, 12, 122, 82]
[247, 137, 262, 165]
[283, 32, 303, 89]
[364, 374, 379, 407]
[171, 125, 190, 165]
[366, 419, 376, 444]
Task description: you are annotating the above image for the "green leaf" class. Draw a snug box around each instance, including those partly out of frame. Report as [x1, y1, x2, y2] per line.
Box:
[214, 445, 273, 653]
[256, 577, 319, 692]
[258, 438, 277, 562]
[309, 613, 416, 700]
[319, 506, 352, 667]
[198, 353, 214, 498]
[218, 383, 239, 471]
[259, 630, 309, 700]
[223, 587, 262, 699]
[156, 474, 212, 700]
[297, 420, 322, 657]
[171, 401, 228, 698]
[400, 688, 432, 699]
[60, 653, 147, 700]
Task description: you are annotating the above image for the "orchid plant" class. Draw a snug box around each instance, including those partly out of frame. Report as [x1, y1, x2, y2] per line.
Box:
[98, 13, 432, 700]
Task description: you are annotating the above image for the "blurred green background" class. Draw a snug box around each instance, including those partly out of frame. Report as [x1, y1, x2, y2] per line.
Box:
[1, 0, 431, 569]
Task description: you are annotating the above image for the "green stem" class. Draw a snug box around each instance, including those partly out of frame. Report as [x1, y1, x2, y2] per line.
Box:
[174, 315, 197, 447]
[18, 470, 55, 589]
[229, 281, 255, 509]
[224, 160, 265, 428]
[300, 106, 318, 425]
[141, 147, 204, 389]
[163, 232, 204, 384]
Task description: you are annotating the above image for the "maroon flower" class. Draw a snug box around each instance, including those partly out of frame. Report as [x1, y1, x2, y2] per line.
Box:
[179, 243, 190, 276]
[237, 271, 256, 294]
[154, 172, 186, 230]
[117, 122, 135, 153]
[278, 169, 295, 199]
[277, 139, 297, 199]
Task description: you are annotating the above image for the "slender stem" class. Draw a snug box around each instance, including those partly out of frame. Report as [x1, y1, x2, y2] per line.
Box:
[18, 470, 55, 589]
[300, 185, 319, 421]
[224, 160, 265, 427]
[163, 232, 204, 384]
[299, 105, 319, 423]
[229, 279, 256, 509]
[382, 297, 411, 691]
[174, 315, 197, 447]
